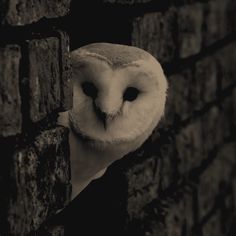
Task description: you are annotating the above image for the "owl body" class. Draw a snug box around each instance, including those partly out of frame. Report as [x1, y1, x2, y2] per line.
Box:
[58, 43, 168, 199]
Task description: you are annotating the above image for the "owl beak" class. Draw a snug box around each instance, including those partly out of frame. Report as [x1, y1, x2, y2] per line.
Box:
[93, 104, 108, 130]
[100, 111, 108, 130]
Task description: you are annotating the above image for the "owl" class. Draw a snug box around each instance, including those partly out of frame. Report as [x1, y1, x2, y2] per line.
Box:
[58, 43, 168, 199]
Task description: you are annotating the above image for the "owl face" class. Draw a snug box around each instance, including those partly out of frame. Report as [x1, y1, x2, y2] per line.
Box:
[69, 43, 167, 151]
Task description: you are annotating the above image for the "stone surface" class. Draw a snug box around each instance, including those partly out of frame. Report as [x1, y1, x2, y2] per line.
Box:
[0, 45, 22, 137]
[215, 42, 236, 90]
[126, 156, 160, 220]
[159, 143, 178, 190]
[1, 0, 71, 25]
[198, 142, 236, 219]
[103, 0, 153, 4]
[201, 106, 224, 153]
[195, 56, 217, 104]
[177, 2, 203, 58]
[202, 0, 229, 46]
[57, 31, 72, 111]
[176, 120, 204, 175]
[4, 127, 70, 236]
[164, 69, 193, 125]
[164, 193, 194, 236]
[132, 7, 177, 64]
[202, 212, 223, 236]
[28, 38, 61, 122]
[142, 192, 194, 236]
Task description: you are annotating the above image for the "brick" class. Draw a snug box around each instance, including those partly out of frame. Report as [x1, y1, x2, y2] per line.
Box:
[144, 192, 194, 236]
[56, 31, 72, 111]
[126, 156, 160, 219]
[159, 143, 178, 190]
[164, 193, 194, 236]
[103, 0, 153, 4]
[164, 69, 193, 125]
[202, 212, 223, 236]
[178, 3, 203, 58]
[176, 120, 204, 175]
[201, 106, 224, 153]
[194, 56, 217, 104]
[198, 142, 236, 219]
[36, 225, 65, 236]
[233, 89, 236, 128]
[132, 7, 177, 64]
[28, 38, 61, 122]
[202, 0, 229, 46]
[227, 0, 236, 32]
[215, 42, 236, 90]
[1, 0, 71, 26]
[0, 45, 22, 137]
[219, 95, 235, 139]
[4, 126, 70, 235]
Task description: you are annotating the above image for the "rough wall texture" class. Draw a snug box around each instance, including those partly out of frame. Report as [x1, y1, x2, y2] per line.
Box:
[0, 0, 236, 236]
[0, 1, 72, 235]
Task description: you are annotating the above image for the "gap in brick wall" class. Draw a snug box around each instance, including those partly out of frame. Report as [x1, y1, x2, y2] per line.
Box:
[0, 17, 67, 46]
[66, 1, 133, 50]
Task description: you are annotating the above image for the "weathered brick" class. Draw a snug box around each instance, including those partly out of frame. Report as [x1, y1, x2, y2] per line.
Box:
[57, 31, 72, 111]
[103, 0, 152, 4]
[164, 193, 194, 236]
[126, 156, 160, 219]
[28, 38, 61, 122]
[233, 88, 236, 128]
[202, 0, 229, 46]
[219, 95, 235, 139]
[159, 143, 178, 190]
[0, 45, 22, 137]
[4, 126, 70, 235]
[176, 120, 204, 175]
[202, 212, 223, 236]
[198, 142, 236, 219]
[1, 0, 71, 25]
[36, 225, 65, 236]
[132, 7, 177, 64]
[194, 56, 217, 104]
[164, 69, 193, 125]
[201, 106, 224, 153]
[227, 0, 236, 32]
[178, 2, 203, 58]
[215, 42, 236, 90]
[144, 192, 194, 236]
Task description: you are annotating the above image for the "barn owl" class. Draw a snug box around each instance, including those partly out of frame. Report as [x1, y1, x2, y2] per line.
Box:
[58, 43, 168, 199]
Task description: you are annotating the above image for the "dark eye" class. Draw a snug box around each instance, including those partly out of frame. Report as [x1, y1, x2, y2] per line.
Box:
[81, 82, 98, 99]
[123, 87, 140, 102]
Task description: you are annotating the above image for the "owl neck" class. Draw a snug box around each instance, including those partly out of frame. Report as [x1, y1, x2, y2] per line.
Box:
[57, 111, 112, 199]
[69, 127, 111, 199]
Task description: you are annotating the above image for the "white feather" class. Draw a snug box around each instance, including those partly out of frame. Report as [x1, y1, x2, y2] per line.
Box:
[58, 43, 168, 199]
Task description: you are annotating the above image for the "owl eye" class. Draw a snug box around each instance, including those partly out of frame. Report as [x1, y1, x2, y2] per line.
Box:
[81, 82, 98, 99]
[123, 87, 140, 102]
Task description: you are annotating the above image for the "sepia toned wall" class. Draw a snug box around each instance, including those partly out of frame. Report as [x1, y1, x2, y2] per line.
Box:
[0, 0, 236, 235]
[0, 1, 72, 235]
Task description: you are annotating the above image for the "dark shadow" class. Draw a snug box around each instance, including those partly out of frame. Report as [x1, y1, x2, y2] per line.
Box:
[64, 0, 133, 50]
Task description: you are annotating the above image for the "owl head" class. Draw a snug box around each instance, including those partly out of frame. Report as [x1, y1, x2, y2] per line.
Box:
[69, 43, 168, 155]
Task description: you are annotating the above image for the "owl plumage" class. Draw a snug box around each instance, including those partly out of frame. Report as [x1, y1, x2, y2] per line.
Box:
[58, 43, 168, 199]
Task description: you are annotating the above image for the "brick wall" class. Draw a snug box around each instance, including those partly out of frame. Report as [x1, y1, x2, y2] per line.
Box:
[62, 0, 236, 235]
[1, 0, 236, 236]
[0, 1, 72, 235]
